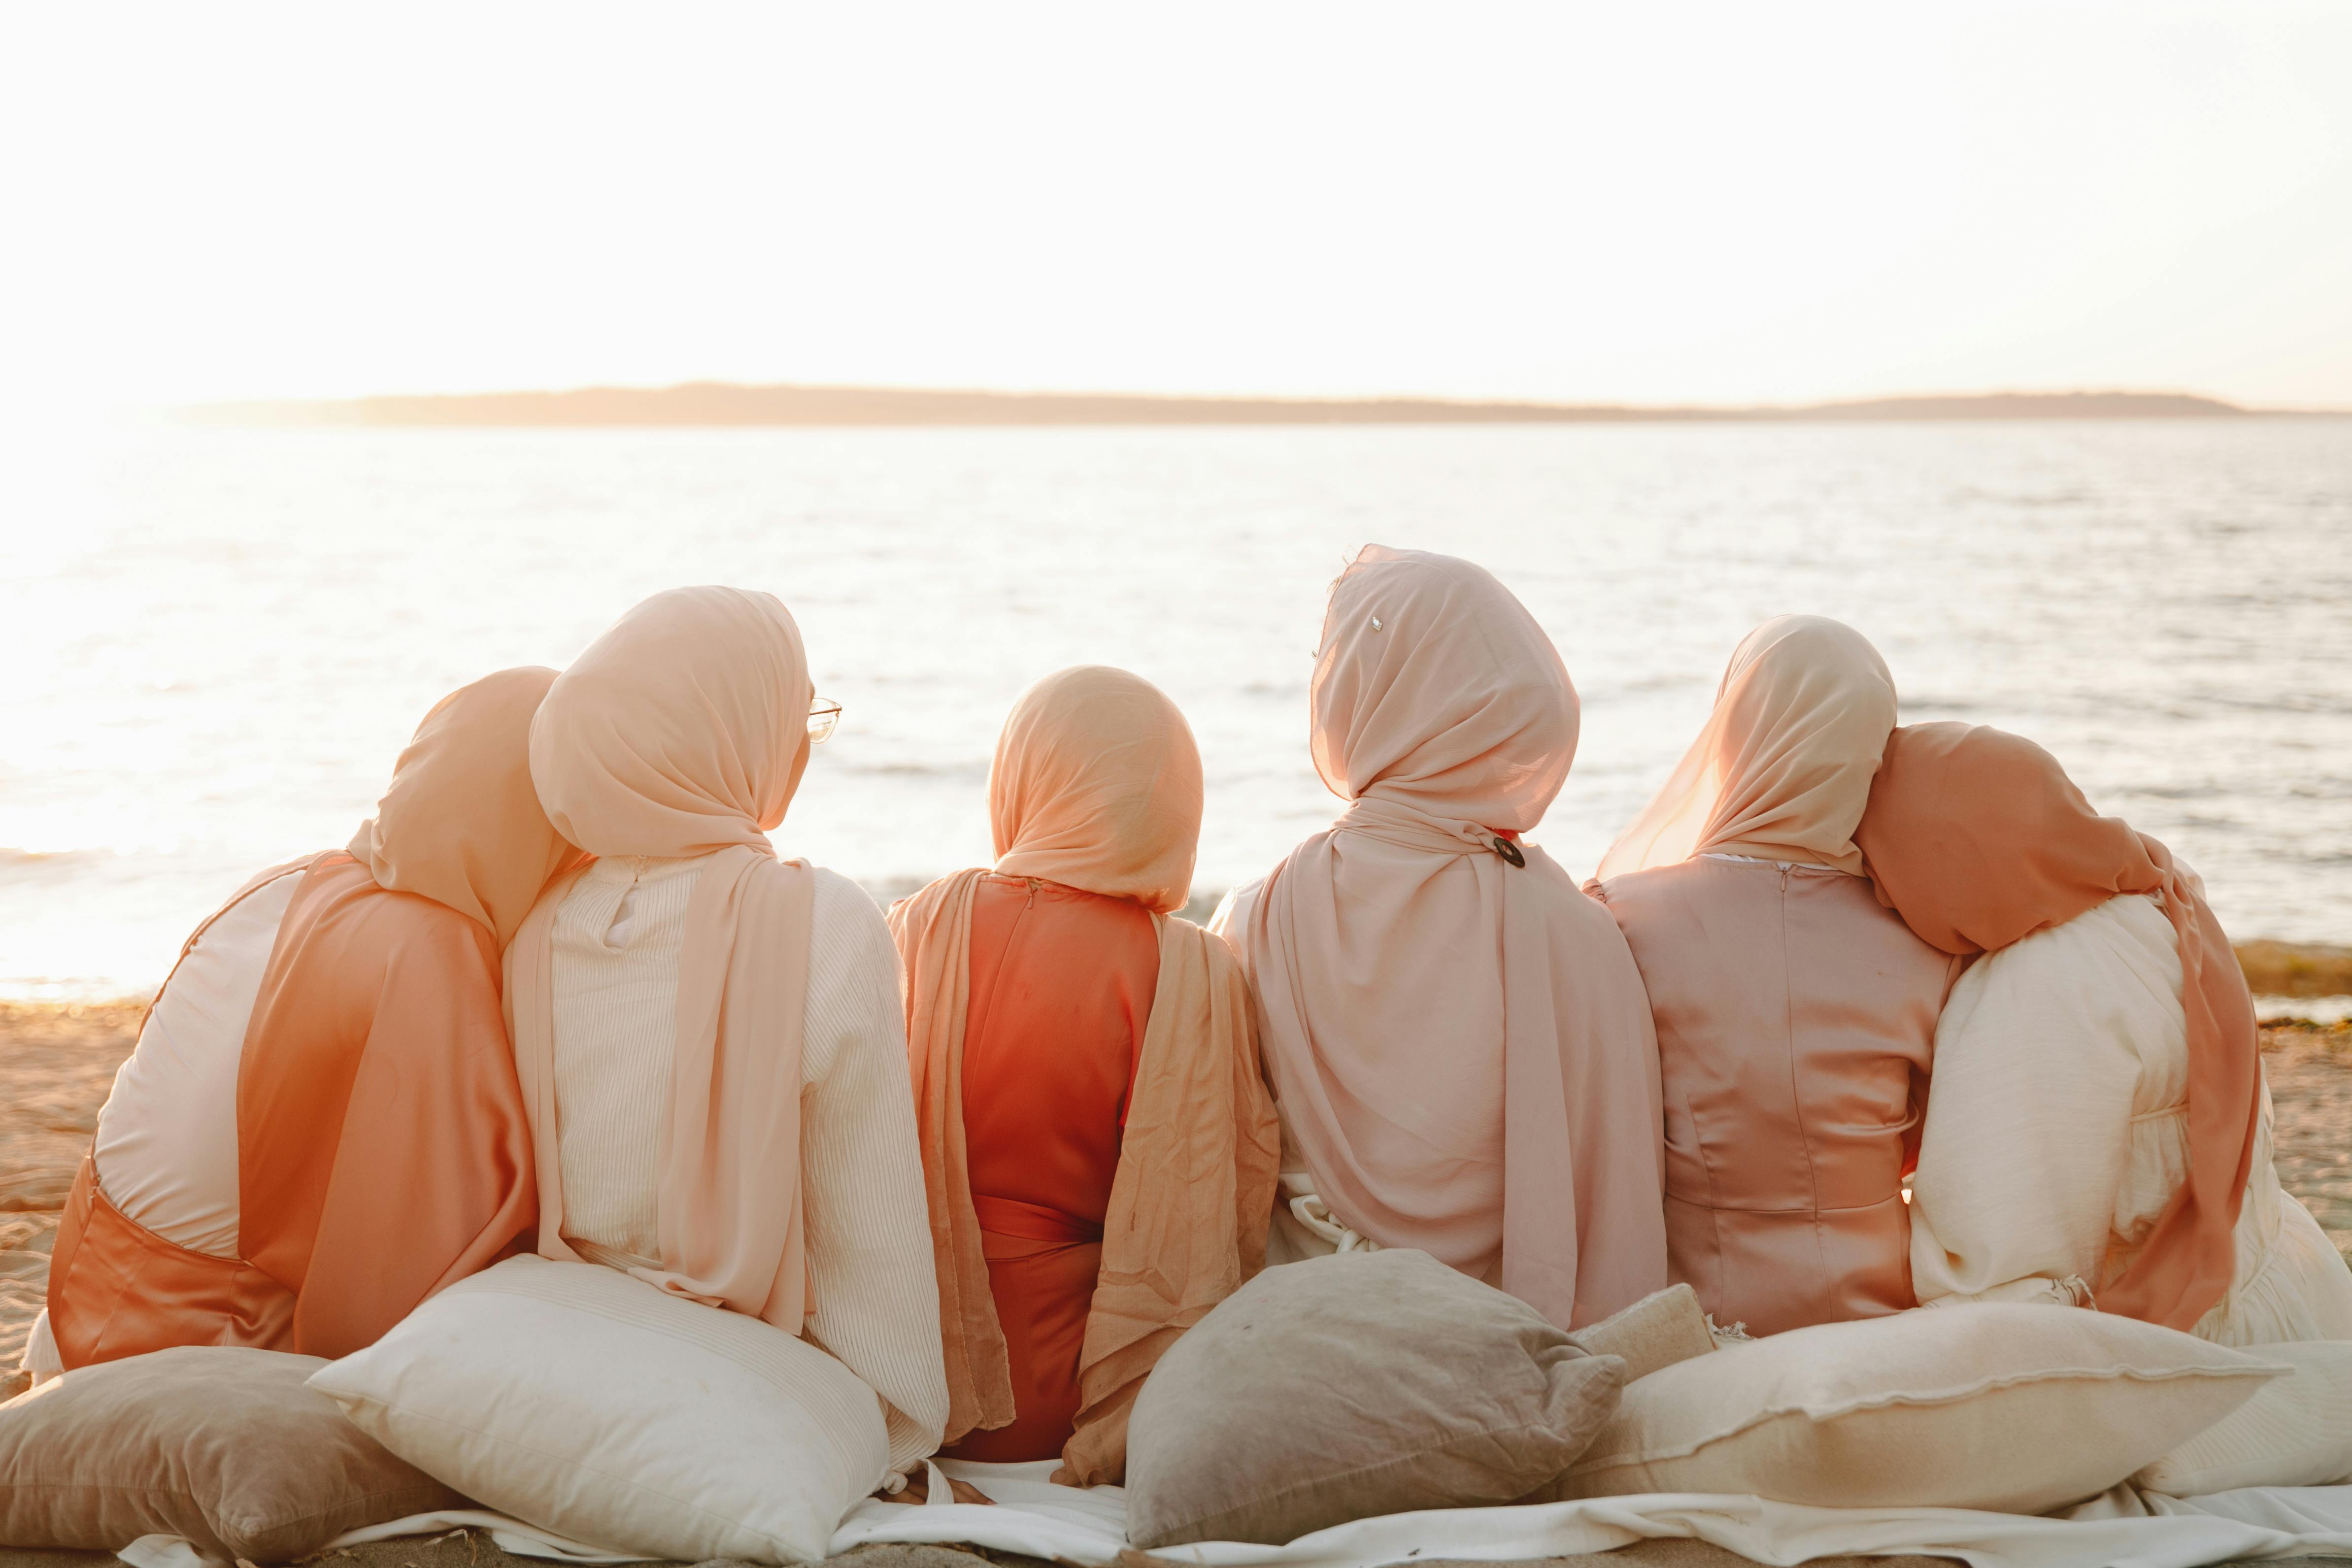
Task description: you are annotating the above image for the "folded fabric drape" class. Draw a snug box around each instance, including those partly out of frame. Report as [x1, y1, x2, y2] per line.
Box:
[1855, 721, 2260, 1333]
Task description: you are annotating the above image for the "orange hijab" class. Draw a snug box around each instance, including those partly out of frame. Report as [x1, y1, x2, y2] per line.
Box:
[1235, 545, 1668, 1330]
[505, 587, 821, 1327]
[1855, 722, 2259, 1331]
[890, 667, 1278, 1483]
[238, 666, 577, 1353]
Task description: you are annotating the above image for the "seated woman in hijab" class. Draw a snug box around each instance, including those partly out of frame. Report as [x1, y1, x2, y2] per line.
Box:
[1591, 616, 1961, 1338]
[34, 668, 570, 1385]
[1213, 545, 1668, 1334]
[1858, 722, 2352, 1344]
[508, 587, 947, 1484]
[890, 666, 1279, 1485]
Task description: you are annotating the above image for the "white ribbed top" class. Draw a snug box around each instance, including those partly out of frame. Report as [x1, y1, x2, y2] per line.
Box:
[545, 853, 949, 1472]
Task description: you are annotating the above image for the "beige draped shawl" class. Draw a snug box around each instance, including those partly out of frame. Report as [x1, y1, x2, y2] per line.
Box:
[1234, 546, 1669, 1331]
[1594, 614, 1898, 880]
[505, 587, 821, 1327]
[890, 666, 1279, 1485]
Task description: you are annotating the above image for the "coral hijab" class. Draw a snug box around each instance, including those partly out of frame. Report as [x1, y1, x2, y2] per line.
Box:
[1595, 615, 1897, 880]
[505, 587, 821, 1328]
[1233, 545, 1667, 1330]
[1855, 722, 2260, 1332]
[891, 666, 1278, 1483]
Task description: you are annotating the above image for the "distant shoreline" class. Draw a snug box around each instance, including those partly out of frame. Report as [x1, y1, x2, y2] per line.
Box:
[175, 383, 2344, 430]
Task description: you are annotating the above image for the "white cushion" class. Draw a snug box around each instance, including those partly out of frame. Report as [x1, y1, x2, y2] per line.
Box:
[2135, 1339, 2352, 1495]
[307, 1255, 887, 1565]
[1558, 1302, 2283, 1515]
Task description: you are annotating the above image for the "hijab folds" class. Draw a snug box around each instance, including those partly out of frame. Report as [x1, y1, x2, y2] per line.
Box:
[1235, 545, 1668, 1330]
[505, 587, 821, 1328]
[890, 666, 1279, 1483]
[1595, 614, 1897, 880]
[1855, 722, 2260, 1332]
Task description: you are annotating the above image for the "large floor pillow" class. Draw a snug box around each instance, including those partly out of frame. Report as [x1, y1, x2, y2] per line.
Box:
[1558, 1301, 2285, 1514]
[1123, 1249, 1624, 1548]
[0, 1345, 463, 1563]
[308, 1254, 888, 1565]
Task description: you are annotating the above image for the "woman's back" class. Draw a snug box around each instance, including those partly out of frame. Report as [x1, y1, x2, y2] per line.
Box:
[1909, 891, 2352, 1345]
[960, 874, 1155, 1226]
[943, 873, 1157, 1461]
[1597, 855, 1954, 1335]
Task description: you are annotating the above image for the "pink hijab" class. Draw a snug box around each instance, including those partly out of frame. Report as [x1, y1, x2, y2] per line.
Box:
[1234, 545, 1668, 1330]
[504, 587, 820, 1327]
[1855, 722, 2259, 1332]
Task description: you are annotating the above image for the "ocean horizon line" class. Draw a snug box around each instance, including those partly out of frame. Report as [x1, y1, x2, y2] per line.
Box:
[173, 383, 2352, 430]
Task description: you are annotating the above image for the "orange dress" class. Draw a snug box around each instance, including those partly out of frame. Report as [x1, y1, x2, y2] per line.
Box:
[941, 873, 1158, 1463]
[48, 854, 537, 1368]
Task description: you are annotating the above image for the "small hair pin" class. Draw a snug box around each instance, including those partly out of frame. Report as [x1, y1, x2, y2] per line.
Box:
[1370, 616, 1383, 632]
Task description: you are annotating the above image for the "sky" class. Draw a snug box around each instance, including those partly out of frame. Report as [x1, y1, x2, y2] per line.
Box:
[2, 1, 2348, 417]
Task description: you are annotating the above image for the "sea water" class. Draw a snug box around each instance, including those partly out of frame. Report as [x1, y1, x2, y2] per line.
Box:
[2, 418, 2347, 995]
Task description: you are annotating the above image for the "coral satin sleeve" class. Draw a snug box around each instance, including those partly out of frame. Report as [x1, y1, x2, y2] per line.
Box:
[237, 854, 538, 1358]
[943, 874, 1158, 1463]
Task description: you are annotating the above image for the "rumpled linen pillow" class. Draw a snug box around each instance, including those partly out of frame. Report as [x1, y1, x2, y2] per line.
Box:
[1123, 1249, 1624, 1549]
[1558, 1301, 2283, 1514]
[1565, 1282, 1717, 1382]
[308, 1255, 888, 1567]
[2134, 1339, 2352, 1495]
[0, 1345, 462, 1564]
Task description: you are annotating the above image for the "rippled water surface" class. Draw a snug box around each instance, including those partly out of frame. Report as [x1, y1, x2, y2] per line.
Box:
[2, 419, 2347, 993]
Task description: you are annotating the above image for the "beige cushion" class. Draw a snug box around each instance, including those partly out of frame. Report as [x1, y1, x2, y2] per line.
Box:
[309, 1254, 889, 1566]
[0, 1346, 462, 1563]
[1123, 1249, 1623, 1548]
[1558, 1302, 2283, 1514]
[2135, 1339, 2352, 1495]
[1566, 1283, 1717, 1382]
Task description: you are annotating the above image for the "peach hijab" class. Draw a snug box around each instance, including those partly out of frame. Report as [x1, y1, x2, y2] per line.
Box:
[1233, 545, 1668, 1330]
[505, 587, 821, 1328]
[1595, 615, 1897, 880]
[345, 666, 580, 945]
[1855, 722, 2260, 1332]
[890, 667, 1279, 1483]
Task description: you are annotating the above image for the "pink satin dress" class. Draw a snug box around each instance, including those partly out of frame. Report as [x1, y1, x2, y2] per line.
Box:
[941, 873, 1158, 1463]
[1596, 857, 1960, 1336]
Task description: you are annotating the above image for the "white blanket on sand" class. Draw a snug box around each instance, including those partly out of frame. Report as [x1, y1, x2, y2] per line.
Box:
[117, 1461, 2352, 1568]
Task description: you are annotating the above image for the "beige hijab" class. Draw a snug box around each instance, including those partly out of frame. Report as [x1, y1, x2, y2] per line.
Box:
[1595, 614, 1897, 880]
[505, 587, 820, 1327]
[1235, 545, 1668, 1331]
[890, 667, 1279, 1484]
[346, 666, 581, 945]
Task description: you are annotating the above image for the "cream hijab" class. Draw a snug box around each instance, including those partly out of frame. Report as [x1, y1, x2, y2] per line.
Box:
[892, 667, 1278, 1483]
[1235, 545, 1668, 1330]
[505, 587, 820, 1327]
[1595, 614, 1897, 880]
[346, 666, 580, 945]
